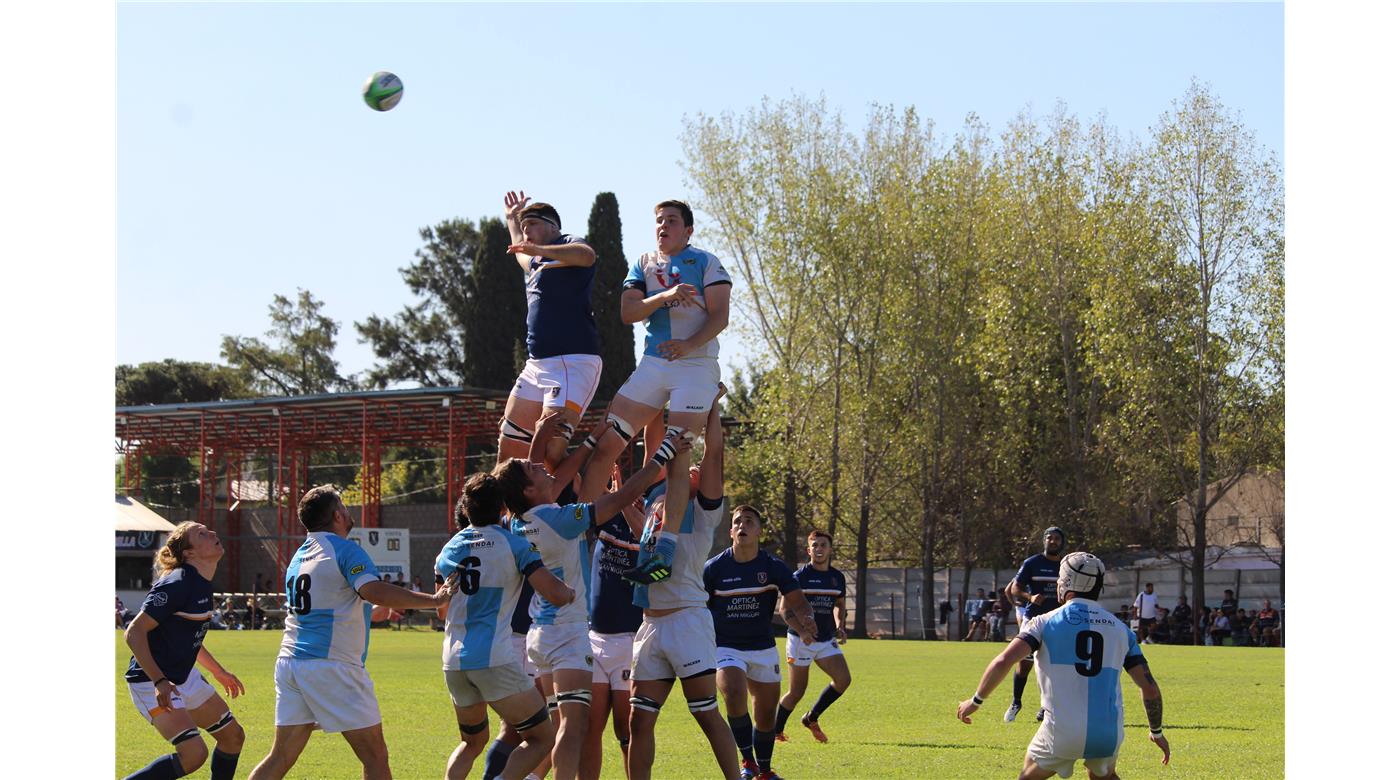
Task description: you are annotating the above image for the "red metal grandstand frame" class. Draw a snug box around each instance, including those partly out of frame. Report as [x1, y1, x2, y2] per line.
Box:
[115, 386, 610, 583]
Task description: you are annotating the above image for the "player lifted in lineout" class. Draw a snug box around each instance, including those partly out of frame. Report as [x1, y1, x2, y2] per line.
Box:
[704, 506, 819, 780]
[497, 191, 603, 470]
[576, 199, 731, 585]
[775, 530, 853, 744]
[958, 552, 1171, 780]
[1003, 527, 1067, 723]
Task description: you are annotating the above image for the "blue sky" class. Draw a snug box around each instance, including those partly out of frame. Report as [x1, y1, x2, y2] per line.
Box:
[117, 1, 1283, 386]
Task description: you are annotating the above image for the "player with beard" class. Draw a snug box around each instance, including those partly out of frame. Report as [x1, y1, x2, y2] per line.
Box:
[1003, 527, 1067, 723]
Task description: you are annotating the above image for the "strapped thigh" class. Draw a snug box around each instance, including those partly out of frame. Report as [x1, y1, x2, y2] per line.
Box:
[171, 727, 202, 745]
[203, 710, 235, 734]
[510, 706, 550, 733]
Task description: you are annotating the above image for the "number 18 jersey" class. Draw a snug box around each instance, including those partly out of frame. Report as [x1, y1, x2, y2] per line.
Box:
[278, 532, 381, 666]
[1017, 598, 1146, 761]
[436, 524, 544, 671]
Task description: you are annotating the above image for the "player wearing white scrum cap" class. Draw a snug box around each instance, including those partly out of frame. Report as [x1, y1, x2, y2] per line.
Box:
[957, 552, 1171, 780]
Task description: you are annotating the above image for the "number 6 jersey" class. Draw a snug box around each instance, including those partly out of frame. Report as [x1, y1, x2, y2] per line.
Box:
[1017, 598, 1146, 761]
[278, 531, 382, 666]
[436, 524, 544, 671]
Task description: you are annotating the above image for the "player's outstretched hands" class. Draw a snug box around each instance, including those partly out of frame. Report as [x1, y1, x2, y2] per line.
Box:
[211, 668, 245, 699]
[650, 426, 693, 467]
[504, 190, 530, 222]
[1149, 731, 1170, 765]
[956, 698, 980, 724]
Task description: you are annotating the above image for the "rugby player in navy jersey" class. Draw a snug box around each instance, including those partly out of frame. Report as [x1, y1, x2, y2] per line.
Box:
[498, 191, 602, 469]
[123, 522, 246, 780]
[775, 530, 852, 744]
[704, 507, 819, 780]
[1002, 526, 1067, 723]
[581, 466, 648, 780]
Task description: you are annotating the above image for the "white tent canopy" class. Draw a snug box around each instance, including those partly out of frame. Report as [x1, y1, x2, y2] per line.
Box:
[116, 495, 178, 533]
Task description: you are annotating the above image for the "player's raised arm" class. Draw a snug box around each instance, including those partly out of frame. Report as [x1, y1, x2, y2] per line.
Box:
[1126, 660, 1170, 765]
[503, 190, 534, 270]
[513, 237, 596, 268]
[956, 638, 1034, 723]
[697, 384, 727, 498]
[591, 428, 690, 521]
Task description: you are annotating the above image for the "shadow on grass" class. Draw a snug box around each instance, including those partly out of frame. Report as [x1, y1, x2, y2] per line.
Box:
[1126, 723, 1254, 731]
[856, 741, 1004, 750]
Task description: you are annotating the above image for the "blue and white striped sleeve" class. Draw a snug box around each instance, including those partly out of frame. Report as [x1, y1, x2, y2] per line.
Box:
[333, 538, 381, 591]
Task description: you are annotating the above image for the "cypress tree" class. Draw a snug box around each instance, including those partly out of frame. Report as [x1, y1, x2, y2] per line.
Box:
[586, 192, 635, 401]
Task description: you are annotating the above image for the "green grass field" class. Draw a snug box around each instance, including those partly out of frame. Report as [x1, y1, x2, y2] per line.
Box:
[116, 630, 1282, 779]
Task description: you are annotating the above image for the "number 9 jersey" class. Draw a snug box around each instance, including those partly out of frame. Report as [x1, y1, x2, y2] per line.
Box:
[436, 524, 544, 671]
[278, 531, 382, 666]
[1016, 598, 1145, 764]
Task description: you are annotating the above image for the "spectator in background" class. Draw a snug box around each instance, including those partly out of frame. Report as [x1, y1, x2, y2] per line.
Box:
[1132, 583, 1158, 643]
[1170, 596, 1192, 644]
[988, 601, 1007, 642]
[1149, 607, 1171, 644]
[1219, 589, 1238, 618]
[939, 599, 953, 631]
[1231, 609, 1252, 647]
[411, 576, 424, 593]
[251, 572, 265, 630]
[394, 572, 408, 588]
[116, 595, 133, 628]
[1210, 609, 1232, 645]
[1253, 600, 1280, 647]
[1198, 607, 1213, 644]
[963, 588, 990, 641]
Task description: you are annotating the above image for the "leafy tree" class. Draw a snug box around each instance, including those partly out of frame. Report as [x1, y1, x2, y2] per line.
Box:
[586, 192, 635, 401]
[221, 289, 351, 395]
[358, 218, 525, 390]
[116, 359, 252, 406]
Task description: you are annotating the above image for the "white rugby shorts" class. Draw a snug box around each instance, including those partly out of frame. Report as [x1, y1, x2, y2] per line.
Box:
[1025, 717, 1122, 779]
[785, 634, 844, 667]
[444, 663, 535, 708]
[631, 607, 716, 682]
[527, 622, 593, 675]
[615, 355, 720, 414]
[128, 670, 218, 723]
[590, 630, 635, 690]
[511, 632, 537, 679]
[510, 354, 603, 414]
[273, 656, 381, 734]
[716, 645, 783, 684]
